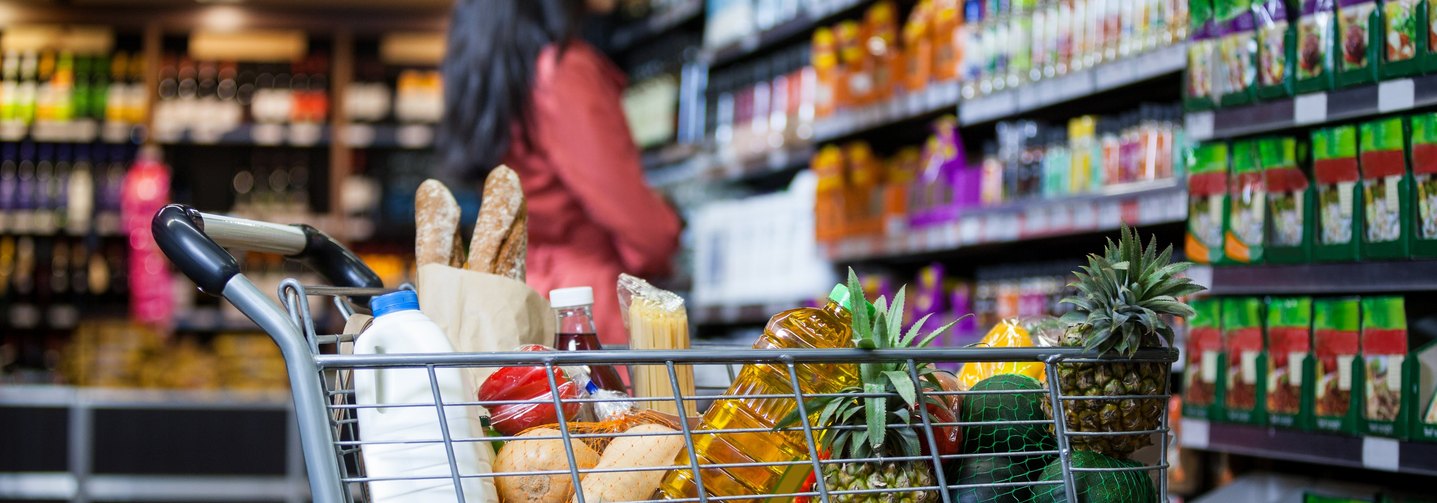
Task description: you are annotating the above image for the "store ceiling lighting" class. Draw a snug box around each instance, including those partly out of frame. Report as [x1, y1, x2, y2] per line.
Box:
[200, 5, 246, 31]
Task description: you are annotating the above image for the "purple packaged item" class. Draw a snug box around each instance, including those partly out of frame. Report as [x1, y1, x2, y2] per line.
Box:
[909, 264, 949, 333]
[909, 117, 969, 228]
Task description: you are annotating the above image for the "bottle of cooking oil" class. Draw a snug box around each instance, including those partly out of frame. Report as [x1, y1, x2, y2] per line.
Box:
[659, 284, 861, 502]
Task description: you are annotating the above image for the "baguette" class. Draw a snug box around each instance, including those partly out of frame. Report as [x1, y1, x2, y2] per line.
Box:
[414, 179, 462, 267]
[467, 165, 526, 275]
[494, 209, 527, 280]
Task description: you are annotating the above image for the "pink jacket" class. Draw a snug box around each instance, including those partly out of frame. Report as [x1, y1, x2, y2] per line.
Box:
[503, 42, 681, 346]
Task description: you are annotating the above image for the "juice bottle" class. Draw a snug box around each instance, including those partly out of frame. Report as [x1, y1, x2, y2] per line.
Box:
[812, 28, 840, 118]
[659, 286, 862, 502]
[812, 145, 847, 242]
[903, 0, 936, 92]
[549, 286, 627, 394]
[865, 2, 901, 103]
[934, 0, 962, 81]
[845, 141, 883, 236]
[836, 21, 870, 107]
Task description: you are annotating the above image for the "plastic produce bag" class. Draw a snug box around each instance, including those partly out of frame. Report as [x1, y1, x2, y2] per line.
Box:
[477, 345, 583, 436]
[955, 320, 1047, 390]
[516, 408, 688, 453]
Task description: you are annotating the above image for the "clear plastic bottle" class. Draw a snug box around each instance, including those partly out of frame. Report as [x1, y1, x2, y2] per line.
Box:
[659, 285, 860, 501]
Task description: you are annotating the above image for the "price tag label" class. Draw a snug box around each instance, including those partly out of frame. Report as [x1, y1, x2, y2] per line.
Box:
[397, 124, 435, 148]
[1023, 206, 1047, 235]
[101, 122, 133, 143]
[1362, 437, 1401, 472]
[0, 120, 25, 141]
[1180, 418, 1210, 449]
[960, 216, 981, 244]
[345, 124, 375, 147]
[1098, 201, 1122, 228]
[943, 222, 961, 247]
[251, 123, 284, 145]
[1293, 93, 1328, 125]
[1048, 204, 1072, 232]
[1120, 199, 1140, 225]
[905, 92, 924, 116]
[288, 123, 322, 146]
[1378, 79, 1416, 113]
[1185, 112, 1215, 141]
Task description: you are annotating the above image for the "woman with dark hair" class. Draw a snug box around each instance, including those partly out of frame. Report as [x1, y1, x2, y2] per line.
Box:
[440, 0, 680, 344]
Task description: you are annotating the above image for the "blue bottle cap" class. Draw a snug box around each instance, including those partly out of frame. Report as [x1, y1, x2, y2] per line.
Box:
[370, 290, 420, 317]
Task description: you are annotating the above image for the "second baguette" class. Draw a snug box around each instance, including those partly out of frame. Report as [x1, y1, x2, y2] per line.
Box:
[467, 165, 525, 273]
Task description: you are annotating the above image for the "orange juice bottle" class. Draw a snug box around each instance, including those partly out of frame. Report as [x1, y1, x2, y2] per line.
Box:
[812, 145, 847, 242]
[845, 141, 882, 236]
[903, 0, 936, 92]
[658, 286, 861, 502]
[865, 2, 901, 102]
[884, 146, 921, 236]
[835, 20, 870, 107]
[811, 28, 840, 118]
[932, 0, 962, 81]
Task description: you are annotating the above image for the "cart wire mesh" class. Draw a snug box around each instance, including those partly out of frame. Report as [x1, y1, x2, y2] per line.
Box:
[279, 282, 1174, 503]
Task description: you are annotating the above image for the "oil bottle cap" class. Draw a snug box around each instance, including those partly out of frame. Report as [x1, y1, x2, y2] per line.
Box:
[827, 284, 853, 311]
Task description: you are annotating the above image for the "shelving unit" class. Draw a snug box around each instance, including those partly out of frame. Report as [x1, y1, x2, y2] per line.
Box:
[153, 123, 332, 147]
[0, 385, 304, 502]
[1186, 74, 1437, 141]
[960, 44, 1187, 126]
[822, 179, 1187, 263]
[611, 0, 705, 52]
[1202, 260, 1437, 295]
[813, 80, 961, 142]
[0, 120, 145, 144]
[701, 0, 866, 67]
[1181, 419, 1437, 477]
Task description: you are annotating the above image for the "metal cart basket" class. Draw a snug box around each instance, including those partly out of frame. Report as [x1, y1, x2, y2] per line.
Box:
[152, 204, 1176, 503]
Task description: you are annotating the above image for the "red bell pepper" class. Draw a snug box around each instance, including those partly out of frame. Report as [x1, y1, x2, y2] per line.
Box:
[477, 345, 582, 436]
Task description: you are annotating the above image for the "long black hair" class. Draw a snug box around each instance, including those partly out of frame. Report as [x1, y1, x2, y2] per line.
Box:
[440, 0, 585, 182]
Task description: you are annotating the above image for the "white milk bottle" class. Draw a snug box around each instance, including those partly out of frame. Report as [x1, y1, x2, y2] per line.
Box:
[354, 290, 498, 502]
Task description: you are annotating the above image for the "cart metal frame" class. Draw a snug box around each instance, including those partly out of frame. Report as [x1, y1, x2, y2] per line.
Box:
[153, 204, 1175, 503]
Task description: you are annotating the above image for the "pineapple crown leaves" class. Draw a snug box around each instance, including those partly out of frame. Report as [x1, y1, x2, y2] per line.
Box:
[775, 268, 958, 460]
[1060, 226, 1206, 357]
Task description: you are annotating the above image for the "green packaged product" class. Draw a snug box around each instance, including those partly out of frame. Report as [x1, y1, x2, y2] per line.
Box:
[1361, 296, 1408, 437]
[1312, 126, 1363, 261]
[1336, 0, 1383, 86]
[1256, 0, 1298, 98]
[1267, 297, 1314, 429]
[1227, 140, 1267, 263]
[1220, 0, 1261, 105]
[1382, 0, 1426, 76]
[1187, 143, 1231, 264]
[1358, 117, 1412, 259]
[1296, 0, 1340, 92]
[1184, 299, 1225, 419]
[1409, 112, 1437, 256]
[1224, 297, 1266, 424]
[1189, 0, 1222, 110]
[1313, 297, 1361, 434]
[1263, 137, 1316, 263]
[1425, 0, 1437, 71]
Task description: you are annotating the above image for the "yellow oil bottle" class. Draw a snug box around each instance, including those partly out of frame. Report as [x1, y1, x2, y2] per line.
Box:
[659, 285, 861, 502]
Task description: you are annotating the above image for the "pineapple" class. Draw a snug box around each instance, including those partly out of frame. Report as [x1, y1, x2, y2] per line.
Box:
[1043, 227, 1204, 456]
[779, 270, 956, 502]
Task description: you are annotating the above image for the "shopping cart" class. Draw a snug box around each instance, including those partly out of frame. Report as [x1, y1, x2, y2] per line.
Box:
[152, 203, 1177, 503]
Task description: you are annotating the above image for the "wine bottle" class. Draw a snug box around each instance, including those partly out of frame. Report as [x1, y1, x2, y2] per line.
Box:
[0, 143, 16, 232]
[66, 144, 93, 236]
[15, 142, 36, 233]
[33, 143, 55, 234]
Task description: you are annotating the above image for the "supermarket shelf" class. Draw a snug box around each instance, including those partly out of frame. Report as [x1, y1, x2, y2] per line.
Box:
[1181, 419, 1437, 477]
[154, 123, 331, 147]
[692, 301, 798, 325]
[702, 0, 866, 67]
[960, 44, 1187, 126]
[611, 0, 704, 51]
[341, 122, 437, 149]
[1186, 74, 1437, 141]
[812, 80, 962, 142]
[0, 119, 143, 143]
[1204, 260, 1437, 295]
[823, 178, 1188, 262]
[648, 144, 813, 188]
[642, 142, 703, 170]
[0, 384, 291, 409]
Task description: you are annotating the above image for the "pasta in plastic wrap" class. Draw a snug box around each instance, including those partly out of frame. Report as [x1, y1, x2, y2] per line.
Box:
[617, 274, 698, 416]
[955, 319, 1049, 389]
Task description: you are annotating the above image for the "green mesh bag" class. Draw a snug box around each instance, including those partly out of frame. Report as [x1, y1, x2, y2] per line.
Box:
[1029, 450, 1157, 503]
[953, 374, 1057, 503]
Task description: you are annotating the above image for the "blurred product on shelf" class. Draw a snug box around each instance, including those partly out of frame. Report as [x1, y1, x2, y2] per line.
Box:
[120, 147, 172, 325]
[1266, 296, 1312, 427]
[1216, 0, 1259, 106]
[624, 72, 681, 148]
[226, 149, 315, 224]
[1313, 296, 1360, 433]
[1188, 111, 1437, 264]
[690, 171, 834, 308]
[151, 54, 330, 140]
[817, 105, 1183, 244]
[708, 45, 816, 166]
[1183, 298, 1223, 418]
[0, 48, 148, 137]
[346, 61, 443, 125]
[57, 320, 285, 390]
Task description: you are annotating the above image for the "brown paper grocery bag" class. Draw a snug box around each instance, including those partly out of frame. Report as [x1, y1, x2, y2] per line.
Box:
[416, 263, 554, 394]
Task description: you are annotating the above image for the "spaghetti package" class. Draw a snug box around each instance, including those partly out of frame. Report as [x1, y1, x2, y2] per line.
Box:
[618, 274, 698, 416]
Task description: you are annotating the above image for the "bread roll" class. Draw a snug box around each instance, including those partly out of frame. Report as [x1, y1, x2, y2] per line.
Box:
[467, 165, 526, 274]
[414, 179, 461, 267]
